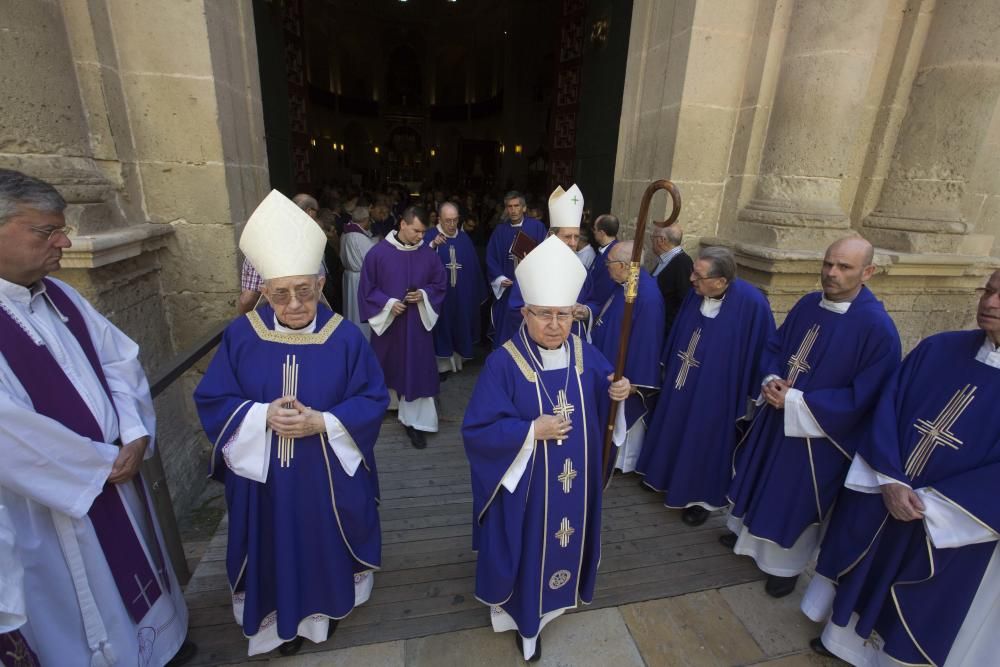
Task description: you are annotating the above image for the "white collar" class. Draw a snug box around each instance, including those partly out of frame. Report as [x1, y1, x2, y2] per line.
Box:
[0, 276, 45, 306]
[819, 296, 852, 314]
[700, 294, 724, 319]
[273, 314, 317, 334]
[598, 241, 614, 254]
[387, 230, 422, 251]
[436, 224, 458, 239]
[538, 344, 569, 371]
[509, 219, 524, 228]
[975, 336, 1000, 369]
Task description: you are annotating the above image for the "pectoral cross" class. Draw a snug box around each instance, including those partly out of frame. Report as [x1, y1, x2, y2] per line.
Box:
[446, 245, 463, 287]
[786, 324, 820, 387]
[905, 384, 976, 478]
[554, 517, 575, 548]
[552, 389, 575, 420]
[557, 458, 577, 494]
[674, 328, 702, 390]
[132, 573, 155, 611]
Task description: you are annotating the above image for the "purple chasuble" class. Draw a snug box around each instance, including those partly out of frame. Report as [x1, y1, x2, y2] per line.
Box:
[359, 234, 448, 400]
[0, 279, 168, 624]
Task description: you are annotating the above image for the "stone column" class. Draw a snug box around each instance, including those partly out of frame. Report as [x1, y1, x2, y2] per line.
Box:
[736, 0, 892, 251]
[863, 0, 1000, 255]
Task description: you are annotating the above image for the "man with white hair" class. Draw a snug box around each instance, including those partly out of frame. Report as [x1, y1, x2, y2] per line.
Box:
[591, 240, 666, 474]
[463, 235, 632, 662]
[340, 204, 377, 338]
[637, 246, 774, 525]
[239, 193, 324, 314]
[194, 191, 389, 657]
[649, 224, 693, 334]
[0, 168, 193, 665]
[428, 202, 486, 377]
[803, 270, 1000, 666]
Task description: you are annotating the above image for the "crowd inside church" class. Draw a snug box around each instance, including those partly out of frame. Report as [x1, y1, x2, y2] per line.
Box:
[1, 166, 998, 666]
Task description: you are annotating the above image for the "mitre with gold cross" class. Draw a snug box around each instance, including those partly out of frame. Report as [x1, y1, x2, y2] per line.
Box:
[548, 183, 584, 229]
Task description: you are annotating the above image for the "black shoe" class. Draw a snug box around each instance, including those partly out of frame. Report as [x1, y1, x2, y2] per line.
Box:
[327, 618, 339, 639]
[514, 633, 542, 662]
[278, 636, 305, 656]
[810, 636, 836, 658]
[638, 479, 657, 492]
[681, 506, 711, 526]
[718, 532, 737, 549]
[165, 640, 197, 667]
[439, 372, 450, 382]
[765, 574, 800, 598]
[406, 426, 427, 449]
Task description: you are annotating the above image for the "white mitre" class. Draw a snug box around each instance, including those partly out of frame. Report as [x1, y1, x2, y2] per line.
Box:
[548, 183, 584, 229]
[516, 235, 586, 307]
[239, 189, 327, 280]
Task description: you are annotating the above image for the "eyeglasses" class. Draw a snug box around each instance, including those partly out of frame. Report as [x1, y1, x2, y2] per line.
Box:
[604, 259, 626, 268]
[525, 308, 573, 324]
[267, 285, 317, 305]
[28, 224, 76, 241]
[690, 272, 718, 282]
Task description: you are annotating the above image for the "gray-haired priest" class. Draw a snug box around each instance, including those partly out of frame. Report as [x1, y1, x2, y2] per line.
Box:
[0, 168, 193, 666]
[462, 235, 632, 662]
[194, 190, 389, 657]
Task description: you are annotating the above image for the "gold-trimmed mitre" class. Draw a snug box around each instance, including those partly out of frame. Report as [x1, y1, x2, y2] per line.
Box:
[515, 235, 586, 307]
[239, 190, 327, 280]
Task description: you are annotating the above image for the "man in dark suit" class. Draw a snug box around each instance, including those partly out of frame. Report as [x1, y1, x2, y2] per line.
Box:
[650, 224, 693, 334]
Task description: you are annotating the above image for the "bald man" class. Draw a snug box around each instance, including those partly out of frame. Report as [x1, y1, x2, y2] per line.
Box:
[725, 237, 902, 598]
[650, 225, 693, 334]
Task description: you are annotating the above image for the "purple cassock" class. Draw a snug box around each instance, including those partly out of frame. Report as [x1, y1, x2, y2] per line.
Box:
[427, 227, 488, 361]
[359, 232, 448, 400]
[0, 279, 174, 653]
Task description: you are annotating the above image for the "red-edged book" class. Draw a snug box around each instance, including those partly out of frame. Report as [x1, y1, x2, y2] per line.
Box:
[509, 230, 539, 261]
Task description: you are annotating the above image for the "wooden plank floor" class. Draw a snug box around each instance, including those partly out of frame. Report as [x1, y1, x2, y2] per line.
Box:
[182, 361, 763, 665]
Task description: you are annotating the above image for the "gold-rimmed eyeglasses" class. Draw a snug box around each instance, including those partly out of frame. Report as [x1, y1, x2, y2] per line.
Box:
[28, 224, 76, 241]
[267, 285, 317, 305]
[525, 307, 573, 324]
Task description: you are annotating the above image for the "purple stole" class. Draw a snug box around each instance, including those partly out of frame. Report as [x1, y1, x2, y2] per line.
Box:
[343, 221, 370, 237]
[0, 630, 40, 666]
[0, 279, 169, 628]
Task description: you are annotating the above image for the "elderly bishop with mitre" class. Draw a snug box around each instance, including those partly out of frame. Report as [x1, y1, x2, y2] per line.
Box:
[194, 190, 389, 657]
[462, 235, 632, 662]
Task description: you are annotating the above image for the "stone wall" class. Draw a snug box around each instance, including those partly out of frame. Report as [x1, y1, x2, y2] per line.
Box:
[0, 0, 269, 519]
[612, 0, 1000, 349]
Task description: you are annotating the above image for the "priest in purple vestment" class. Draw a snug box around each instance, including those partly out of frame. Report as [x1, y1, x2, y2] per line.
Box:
[427, 202, 487, 377]
[194, 190, 389, 657]
[0, 169, 193, 666]
[360, 206, 447, 449]
[725, 237, 902, 599]
[801, 270, 1000, 666]
[462, 235, 632, 662]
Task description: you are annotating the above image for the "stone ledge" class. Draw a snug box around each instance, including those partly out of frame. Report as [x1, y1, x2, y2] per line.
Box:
[700, 235, 1000, 277]
[61, 223, 174, 269]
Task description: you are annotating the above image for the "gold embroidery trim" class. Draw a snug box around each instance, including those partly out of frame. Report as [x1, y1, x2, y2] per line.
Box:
[573, 334, 584, 375]
[247, 311, 342, 345]
[503, 340, 537, 382]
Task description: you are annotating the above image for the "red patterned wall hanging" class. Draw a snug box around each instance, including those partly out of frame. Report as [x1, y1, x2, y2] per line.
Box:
[549, 0, 585, 189]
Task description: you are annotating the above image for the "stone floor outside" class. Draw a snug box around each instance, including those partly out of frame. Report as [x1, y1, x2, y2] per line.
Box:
[177, 356, 841, 667]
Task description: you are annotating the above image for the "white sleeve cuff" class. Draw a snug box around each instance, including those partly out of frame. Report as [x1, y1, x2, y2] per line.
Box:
[416, 289, 439, 331]
[491, 276, 509, 299]
[369, 298, 399, 336]
[844, 454, 910, 494]
[222, 402, 271, 483]
[613, 401, 627, 446]
[784, 388, 827, 438]
[918, 488, 998, 549]
[761, 374, 781, 387]
[501, 423, 536, 493]
[323, 412, 364, 477]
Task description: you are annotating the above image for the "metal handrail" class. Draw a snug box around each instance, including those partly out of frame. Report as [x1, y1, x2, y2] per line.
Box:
[145, 320, 228, 584]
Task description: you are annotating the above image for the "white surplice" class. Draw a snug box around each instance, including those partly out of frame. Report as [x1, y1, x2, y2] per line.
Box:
[340, 226, 377, 339]
[0, 499, 25, 634]
[0, 277, 187, 667]
[800, 338, 1000, 667]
